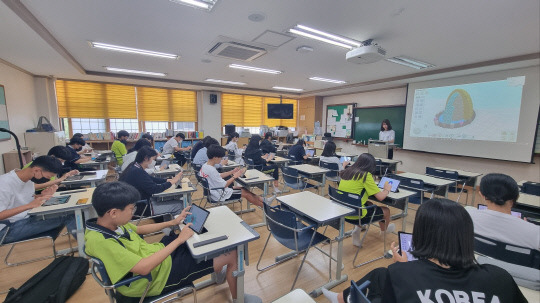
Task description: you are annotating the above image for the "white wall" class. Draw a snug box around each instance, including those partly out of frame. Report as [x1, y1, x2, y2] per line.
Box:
[324, 83, 540, 182]
[0, 61, 39, 173]
[197, 91, 221, 140]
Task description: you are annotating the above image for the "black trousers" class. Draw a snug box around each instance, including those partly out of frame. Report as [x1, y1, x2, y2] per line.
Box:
[343, 267, 387, 302]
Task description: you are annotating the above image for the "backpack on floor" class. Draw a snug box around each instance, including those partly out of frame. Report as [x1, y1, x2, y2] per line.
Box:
[4, 256, 89, 303]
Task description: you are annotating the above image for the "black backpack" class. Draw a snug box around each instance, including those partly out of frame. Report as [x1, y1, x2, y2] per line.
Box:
[4, 256, 89, 303]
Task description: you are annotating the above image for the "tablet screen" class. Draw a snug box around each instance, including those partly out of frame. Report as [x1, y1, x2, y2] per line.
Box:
[398, 231, 417, 261]
[339, 156, 351, 164]
[183, 204, 210, 234]
[306, 149, 315, 157]
[378, 177, 400, 192]
[43, 195, 71, 207]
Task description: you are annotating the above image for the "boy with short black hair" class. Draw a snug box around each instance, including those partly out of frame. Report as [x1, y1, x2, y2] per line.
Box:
[112, 130, 129, 166]
[85, 182, 261, 302]
[162, 133, 191, 166]
[66, 137, 92, 170]
[0, 156, 76, 243]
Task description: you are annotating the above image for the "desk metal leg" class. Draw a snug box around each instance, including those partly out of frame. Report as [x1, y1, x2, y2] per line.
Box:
[75, 209, 86, 257]
[233, 244, 246, 303]
[321, 174, 326, 196]
[310, 217, 348, 297]
[249, 182, 268, 228]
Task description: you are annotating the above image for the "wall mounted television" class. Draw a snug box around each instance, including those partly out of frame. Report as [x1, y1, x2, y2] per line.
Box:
[267, 104, 294, 119]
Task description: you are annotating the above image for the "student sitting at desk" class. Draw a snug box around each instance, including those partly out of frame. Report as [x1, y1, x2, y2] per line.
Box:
[72, 133, 93, 155]
[224, 132, 245, 165]
[162, 133, 191, 166]
[338, 153, 394, 246]
[66, 137, 92, 170]
[111, 130, 129, 166]
[244, 135, 280, 193]
[200, 145, 275, 207]
[85, 182, 262, 303]
[191, 136, 211, 160]
[121, 139, 154, 174]
[193, 137, 228, 168]
[260, 132, 276, 155]
[119, 146, 183, 216]
[24, 146, 80, 192]
[319, 141, 349, 171]
[466, 173, 540, 290]
[323, 198, 526, 303]
[0, 156, 76, 243]
[288, 139, 308, 162]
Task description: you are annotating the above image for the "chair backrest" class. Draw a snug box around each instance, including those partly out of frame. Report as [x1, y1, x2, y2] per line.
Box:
[227, 150, 235, 161]
[263, 203, 298, 245]
[287, 154, 302, 165]
[88, 256, 113, 286]
[425, 167, 459, 181]
[198, 177, 212, 202]
[349, 280, 371, 303]
[474, 234, 540, 269]
[328, 186, 365, 209]
[281, 166, 301, 186]
[245, 158, 262, 170]
[522, 182, 540, 196]
[319, 161, 339, 178]
[388, 174, 425, 190]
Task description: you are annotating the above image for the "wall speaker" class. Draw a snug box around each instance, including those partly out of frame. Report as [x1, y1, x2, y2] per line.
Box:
[209, 93, 217, 104]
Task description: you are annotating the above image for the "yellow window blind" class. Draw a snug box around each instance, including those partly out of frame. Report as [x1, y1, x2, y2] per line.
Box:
[243, 95, 263, 127]
[263, 97, 297, 128]
[137, 87, 197, 122]
[56, 80, 136, 119]
[222, 93, 245, 126]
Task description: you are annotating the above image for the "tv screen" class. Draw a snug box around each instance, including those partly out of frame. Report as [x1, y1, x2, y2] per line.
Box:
[267, 104, 294, 119]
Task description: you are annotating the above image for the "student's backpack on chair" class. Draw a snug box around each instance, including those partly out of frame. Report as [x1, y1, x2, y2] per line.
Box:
[4, 256, 88, 303]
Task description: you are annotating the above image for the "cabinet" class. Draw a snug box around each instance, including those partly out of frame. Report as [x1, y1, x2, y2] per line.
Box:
[3, 150, 32, 172]
[24, 131, 66, 156]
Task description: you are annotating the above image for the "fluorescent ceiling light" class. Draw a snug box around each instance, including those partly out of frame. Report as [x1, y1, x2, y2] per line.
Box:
[169, 0, 217, 11]
[104, 67, 166, 77]
[272, 86, 303, 92]
[386, 56, 434, 69]
[205, 79, 246, 85]
[91, 42, 178, 59]
[309, 77, 347, 84]
[289, 25, 360, 50]
[229, 64, 282, 74]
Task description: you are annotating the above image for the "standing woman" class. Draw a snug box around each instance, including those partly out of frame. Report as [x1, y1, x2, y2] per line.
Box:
[224, 132, 244, 165]
[379, 119, 395, 159]
[244, 134, 281, 193]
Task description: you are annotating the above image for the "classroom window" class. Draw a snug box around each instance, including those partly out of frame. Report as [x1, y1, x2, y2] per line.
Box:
[110, 119, 139, 133]
[173, 122, 196, 132]
[145, 121, 169, 133]
[70, 118, 106, 134]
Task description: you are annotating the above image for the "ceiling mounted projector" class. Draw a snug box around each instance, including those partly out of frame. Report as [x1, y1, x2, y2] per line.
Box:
[346, 44, 386, 64]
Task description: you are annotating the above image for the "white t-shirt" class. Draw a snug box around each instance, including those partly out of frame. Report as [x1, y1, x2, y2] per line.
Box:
[0, 170, 35, 230]
[199, 163, 233, 201]
[224, 141, 244, 164]
[162, 138, 178, 155]
[379, 130, 395, 142]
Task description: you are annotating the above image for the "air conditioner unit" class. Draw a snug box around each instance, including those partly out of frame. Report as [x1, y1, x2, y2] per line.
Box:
[208, 42, 267, 61]
[346, 44, 386, 64]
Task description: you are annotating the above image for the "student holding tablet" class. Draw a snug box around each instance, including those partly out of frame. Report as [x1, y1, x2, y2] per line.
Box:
[199, 144, 276, 207]
[338, 153, 394, 246]
[85, 182, 262, 303]
[319, 141, 349, 171]
[323, 198, 525, 303]
[244, 135, 280, 193]
[224, 132, 245, 165]
[466, 173, 540, 290]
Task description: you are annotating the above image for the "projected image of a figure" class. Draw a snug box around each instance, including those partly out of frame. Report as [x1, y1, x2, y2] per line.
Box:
[434, 89, 476, 128]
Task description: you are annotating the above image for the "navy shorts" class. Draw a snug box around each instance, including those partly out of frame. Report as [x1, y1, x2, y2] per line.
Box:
[345, 205, 385, 225]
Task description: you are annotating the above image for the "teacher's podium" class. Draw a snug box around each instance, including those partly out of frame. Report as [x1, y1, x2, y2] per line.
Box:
[368, 140, 397, 159]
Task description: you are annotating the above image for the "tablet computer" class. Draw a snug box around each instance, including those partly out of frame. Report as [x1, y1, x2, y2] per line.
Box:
[339, 156, 351, 164]
[305, 149, 315, 157]
[43, 195, 71, 207]
[378, 177, 400, 192]
[478, 204, 522, 218]
[183, 204, 210, 234]
[398, 231, 417, 261]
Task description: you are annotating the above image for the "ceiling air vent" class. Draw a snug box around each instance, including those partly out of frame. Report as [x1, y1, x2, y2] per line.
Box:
[208, 42, 267, 61]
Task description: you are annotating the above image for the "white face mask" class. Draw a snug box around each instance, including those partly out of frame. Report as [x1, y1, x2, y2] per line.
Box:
[149, 159, 156, 168]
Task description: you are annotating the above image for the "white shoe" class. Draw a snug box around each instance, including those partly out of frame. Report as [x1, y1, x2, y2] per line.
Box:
[273, 187, 282, 194]
[352, 226, 362, 247]
[215, 265, 227, 284]
[234, 294, 262, 303]
[264, 194, 276, 205]
[384, 223, 396, 234]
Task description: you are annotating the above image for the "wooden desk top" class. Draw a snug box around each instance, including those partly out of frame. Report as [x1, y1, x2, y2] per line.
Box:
[277, 191, 354, 224]
[237, 169, 275, 184]
[289, 164, 329, 175]
[29, 188, 95, 215]
[517, 193, 540, 208]
[155, 178, 197, 196]
[336, 151, 356, 158]
[398, 172, 455, 186]
[270, 156, 290, 164]
[431, 167, 482, 178]
[154, 163, 183, 175]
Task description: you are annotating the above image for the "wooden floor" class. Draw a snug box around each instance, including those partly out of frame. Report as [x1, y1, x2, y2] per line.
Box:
[0, 173, 476, 302]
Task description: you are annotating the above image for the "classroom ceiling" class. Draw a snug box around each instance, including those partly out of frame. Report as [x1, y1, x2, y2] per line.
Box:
[0, 0, 539, 97]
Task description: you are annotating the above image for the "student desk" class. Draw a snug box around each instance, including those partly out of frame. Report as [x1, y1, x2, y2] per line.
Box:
[235, 169, 275, 228]
[61, 169, 108, 188]
[335, 151, 356, 158]
[155, 155, 174, 165]
[153, 163, 183, 179]
[397, 172, 455, 198]
[88, 149, 113, 156]
[515, 193, 540, 221]
[276, 191, 354, 297]
[370, 188, 416, 231]
[431, 166, 482, 205]
[28, 188, 96, 257]
[78, 156, 111, 171]
[374, 157, 401, 174]
[152, 178, 197, 208]
[269, 156, 291, 167]
[288, 164, 330, 196]
[272, 289, 315, 303]
[184, 206, 260, 303]
[219, 160, 243, 172]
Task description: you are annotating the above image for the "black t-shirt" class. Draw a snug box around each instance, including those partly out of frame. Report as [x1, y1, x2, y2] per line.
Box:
[288, 145, 305, 161]
[382, 259, 526, 303]
[260, 139, 276, 154]
[244, 147, 265, 166]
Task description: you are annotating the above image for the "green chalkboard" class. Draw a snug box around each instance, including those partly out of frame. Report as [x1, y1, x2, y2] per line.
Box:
[353, 106, 405, 146]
